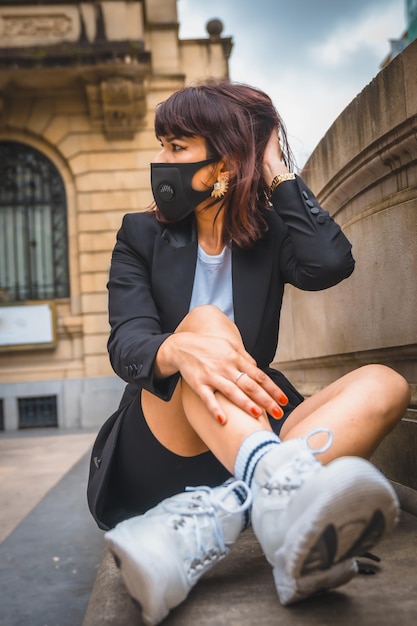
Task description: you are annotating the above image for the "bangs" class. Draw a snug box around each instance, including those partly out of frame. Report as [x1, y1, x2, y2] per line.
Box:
[154, 87, 222, 143]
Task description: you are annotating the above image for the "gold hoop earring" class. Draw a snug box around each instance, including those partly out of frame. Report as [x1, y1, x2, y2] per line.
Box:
[211, 173, 229, 199]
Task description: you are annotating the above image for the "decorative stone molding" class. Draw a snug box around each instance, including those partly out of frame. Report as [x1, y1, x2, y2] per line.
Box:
[0, 7, 80, 46]
[85, 76, 147, 139]
[1, 14, 72, 39]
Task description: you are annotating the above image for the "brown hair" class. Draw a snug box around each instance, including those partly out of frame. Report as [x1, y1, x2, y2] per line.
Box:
[154, 80, 295, 248]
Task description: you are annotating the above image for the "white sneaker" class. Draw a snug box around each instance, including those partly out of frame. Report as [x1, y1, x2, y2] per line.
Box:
[251, 429, 399, 605]
[105, 480, 251, 626]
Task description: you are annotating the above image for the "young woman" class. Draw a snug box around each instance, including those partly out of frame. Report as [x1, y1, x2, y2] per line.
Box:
[87, 81, 410, 625]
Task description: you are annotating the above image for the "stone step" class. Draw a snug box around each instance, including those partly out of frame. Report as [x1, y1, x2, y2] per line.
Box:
[83, 501, 417, 626]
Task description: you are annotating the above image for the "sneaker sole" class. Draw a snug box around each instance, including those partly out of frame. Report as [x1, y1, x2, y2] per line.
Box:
[271, 458, 399, 605]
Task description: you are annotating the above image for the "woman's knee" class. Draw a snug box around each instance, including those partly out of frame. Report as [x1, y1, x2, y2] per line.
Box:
[176, 305, 241, 339]
[359, 364, 410, 420]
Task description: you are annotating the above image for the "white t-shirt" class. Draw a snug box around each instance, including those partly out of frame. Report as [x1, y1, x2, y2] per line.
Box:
[189, 244, 234, 321]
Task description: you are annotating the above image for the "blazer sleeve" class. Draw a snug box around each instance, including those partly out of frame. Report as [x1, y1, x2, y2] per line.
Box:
[272, 175, 355, 290]
[107, 213, 179, 400]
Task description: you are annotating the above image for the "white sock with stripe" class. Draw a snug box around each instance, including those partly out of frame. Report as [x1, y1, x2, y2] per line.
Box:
[234, 430, 281, 491]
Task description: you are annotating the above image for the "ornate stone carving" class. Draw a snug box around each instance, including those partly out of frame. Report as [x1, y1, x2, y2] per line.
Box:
[85, 76, 147, 139]
[2, 14, 72, 39]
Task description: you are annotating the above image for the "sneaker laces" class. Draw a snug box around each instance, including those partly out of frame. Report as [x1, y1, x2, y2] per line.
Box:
[265, 428, 334, 493]
[163, 481, 252, 573]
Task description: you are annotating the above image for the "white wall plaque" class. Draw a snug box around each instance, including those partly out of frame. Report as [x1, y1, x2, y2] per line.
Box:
[0, 302, 57, 351]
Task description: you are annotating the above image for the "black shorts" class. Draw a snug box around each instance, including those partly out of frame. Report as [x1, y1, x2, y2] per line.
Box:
[107, 373, 302, 524]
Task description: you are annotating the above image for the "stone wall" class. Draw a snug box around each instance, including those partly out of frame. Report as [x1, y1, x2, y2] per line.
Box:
[273, 38, 417, 491]
[0, 1, 232, 430]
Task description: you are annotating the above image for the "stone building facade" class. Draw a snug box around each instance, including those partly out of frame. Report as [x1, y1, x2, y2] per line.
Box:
[0, 0, 232, 430]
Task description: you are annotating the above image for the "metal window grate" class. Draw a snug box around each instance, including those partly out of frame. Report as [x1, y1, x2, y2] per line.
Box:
[0, 141, 70, 302]
[0, 399, 3, 431]
[18, 395, 58, 429]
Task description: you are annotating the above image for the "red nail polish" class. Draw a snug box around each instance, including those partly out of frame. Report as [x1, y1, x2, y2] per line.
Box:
[271, 406, 284, 419]
[250, 406, 261, 417]
[217, 414, 226, 425]
[279, 394, 289, 406]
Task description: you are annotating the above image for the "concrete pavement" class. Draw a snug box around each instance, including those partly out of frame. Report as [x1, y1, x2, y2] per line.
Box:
[0, 428, 102, 626]
[0, 429, 96, 543]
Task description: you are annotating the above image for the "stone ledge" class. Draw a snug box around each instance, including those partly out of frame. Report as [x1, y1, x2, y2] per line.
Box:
[83, 512, 417, 626]
[393, 482, 417, 517]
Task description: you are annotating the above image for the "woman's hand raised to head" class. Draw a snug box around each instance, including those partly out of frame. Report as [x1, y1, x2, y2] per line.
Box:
[262, 127, 290, 188]
[155, 331, 288, 425]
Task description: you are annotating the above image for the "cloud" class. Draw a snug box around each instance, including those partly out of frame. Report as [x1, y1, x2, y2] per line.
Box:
[177, 0, 407, 165]
[311, 2, 406, 67]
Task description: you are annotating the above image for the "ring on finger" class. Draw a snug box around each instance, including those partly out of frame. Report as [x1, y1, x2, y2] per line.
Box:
[235, 371, 246, 384]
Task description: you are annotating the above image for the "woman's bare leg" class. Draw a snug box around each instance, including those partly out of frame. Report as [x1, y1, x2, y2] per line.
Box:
[142, 306, 410, 471]
[142, 306, 274, 469]
[279, 364, 410, 462]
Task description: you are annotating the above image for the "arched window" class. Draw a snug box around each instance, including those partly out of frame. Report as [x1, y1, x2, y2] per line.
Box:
[0, 142, 69, 302]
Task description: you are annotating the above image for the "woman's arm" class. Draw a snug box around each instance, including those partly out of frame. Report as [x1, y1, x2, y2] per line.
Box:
[107, 213, 178, 400]
[272, 177, 355, 290]
[263, 130, 355, 290]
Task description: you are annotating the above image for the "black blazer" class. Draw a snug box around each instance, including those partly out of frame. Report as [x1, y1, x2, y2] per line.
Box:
[88, 175, 355, 529]
[107, 175, 354, 400]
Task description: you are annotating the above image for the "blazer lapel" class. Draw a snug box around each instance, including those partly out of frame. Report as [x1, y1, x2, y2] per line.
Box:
[232, 242, 273, 353]
[152, 234, 198, 332]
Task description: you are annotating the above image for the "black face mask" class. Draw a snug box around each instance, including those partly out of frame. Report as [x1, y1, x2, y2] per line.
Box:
[151, 157, 217, 222]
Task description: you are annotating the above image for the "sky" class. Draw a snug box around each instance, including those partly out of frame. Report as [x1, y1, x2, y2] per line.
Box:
[177, 0, 407, 167]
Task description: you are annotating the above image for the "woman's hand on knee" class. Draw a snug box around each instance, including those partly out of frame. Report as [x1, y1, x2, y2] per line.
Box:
[159, 332, 288, 425]
[221, 366, 289, 424]
[196, 361, 288, 425]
